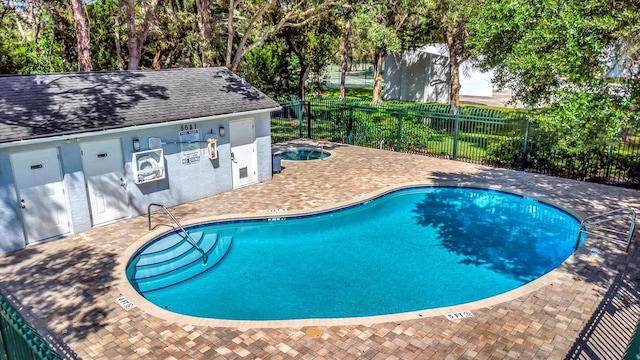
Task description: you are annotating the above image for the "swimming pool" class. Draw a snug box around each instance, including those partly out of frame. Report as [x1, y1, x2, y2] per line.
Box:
[126, 186, 583, 322]
[280, 147, 330, 160]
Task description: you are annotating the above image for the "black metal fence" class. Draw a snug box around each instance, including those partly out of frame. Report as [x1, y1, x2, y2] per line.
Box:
[271, 98, 640, 188]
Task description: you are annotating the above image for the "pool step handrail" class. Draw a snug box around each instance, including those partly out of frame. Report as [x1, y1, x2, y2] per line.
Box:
[575, 207, 637, 252]
[307, 143, 325, 160]
[147, 203, 208, 265]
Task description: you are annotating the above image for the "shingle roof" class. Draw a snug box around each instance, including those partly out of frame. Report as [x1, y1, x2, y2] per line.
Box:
[0, 67, 280, 143]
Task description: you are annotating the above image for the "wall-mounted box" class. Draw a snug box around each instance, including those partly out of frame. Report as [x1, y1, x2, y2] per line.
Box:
[132, 149, 165, 184]
[207, 139, 217, 160]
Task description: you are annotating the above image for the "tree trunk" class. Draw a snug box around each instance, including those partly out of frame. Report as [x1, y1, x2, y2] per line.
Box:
[449, 57, 461, 108]
[8, 0, 29, 43]
[446, 28, 461, 109]
[151, 42, 163, 69]
[114, 0, 124, 70]
[196, 0, 213, 66]
[339, 16, 350, 100]
[225, 0, 237, 69]
[125, 0, 139, 69]
[298, 64, 311, 99]
[125, 0, 160, 70]
[71, 0, 92, 71]
[372, 50, 385, 103]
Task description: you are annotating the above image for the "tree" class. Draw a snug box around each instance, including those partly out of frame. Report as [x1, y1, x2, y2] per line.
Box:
[429, 0, 479, 108]
[242, 40, 298, 98]
[352, 1, 411, 102]
[336, 2, 355, 100]
[114, 0, 125, 70]
[467, 0, 636, 107]
[468, 0, 640, 176]
[1, 0, 77, 74]
[125, 0, 160, 70]
[85, 0, 122, 71]
[224, 0, 337, 72]
[195, 0, 213, 66]
[71, 0, 92, 71]
[282, 15, 341, 98]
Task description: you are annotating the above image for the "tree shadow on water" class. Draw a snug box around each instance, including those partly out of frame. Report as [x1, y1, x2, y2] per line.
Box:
[411, 187, 579, 282]
[0, 243, 118, 346]
[422, 166, 640, 354]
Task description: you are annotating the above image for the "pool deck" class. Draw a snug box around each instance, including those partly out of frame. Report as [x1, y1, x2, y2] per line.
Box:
[1, 140, 640, 359]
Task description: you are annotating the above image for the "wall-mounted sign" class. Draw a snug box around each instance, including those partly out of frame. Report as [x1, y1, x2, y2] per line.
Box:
[179, 129, 200, 165]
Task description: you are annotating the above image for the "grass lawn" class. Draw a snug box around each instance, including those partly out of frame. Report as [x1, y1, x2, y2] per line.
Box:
[320, 87, 376, 99]
[319, 86, 516, 112]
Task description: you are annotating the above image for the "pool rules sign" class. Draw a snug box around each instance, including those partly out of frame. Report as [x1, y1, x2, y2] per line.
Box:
[179, 129, 201, 165]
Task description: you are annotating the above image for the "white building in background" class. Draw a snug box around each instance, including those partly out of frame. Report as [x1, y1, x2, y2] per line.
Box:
[383, 44, 494, 103]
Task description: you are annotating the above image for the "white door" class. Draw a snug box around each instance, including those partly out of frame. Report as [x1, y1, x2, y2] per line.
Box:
[11, 148, 70, 244]
[230, 119, 257, 188]
[80, 139, 129, 225]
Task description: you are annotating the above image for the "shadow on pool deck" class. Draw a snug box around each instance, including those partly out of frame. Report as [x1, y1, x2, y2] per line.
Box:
[1, 143, 640, 359]
[565, 269, 640, 359]
[0, 244, 118, 344]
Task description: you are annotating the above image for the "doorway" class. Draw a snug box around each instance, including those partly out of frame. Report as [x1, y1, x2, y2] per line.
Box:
[80, 138, 129, 225]
[11, 148, 70, 244]
[229, 119, 257, 188]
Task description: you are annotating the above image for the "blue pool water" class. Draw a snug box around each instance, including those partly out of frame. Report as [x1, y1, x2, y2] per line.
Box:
[281, 148, 330, 160]
[129, 187, 583, 320]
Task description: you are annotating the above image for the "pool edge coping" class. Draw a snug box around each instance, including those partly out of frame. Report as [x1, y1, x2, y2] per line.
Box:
[115, 181, 593, 329]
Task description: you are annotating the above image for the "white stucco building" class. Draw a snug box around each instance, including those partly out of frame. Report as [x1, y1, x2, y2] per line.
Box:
[383, 45, 494, 103]
[0, 68, 280, 253]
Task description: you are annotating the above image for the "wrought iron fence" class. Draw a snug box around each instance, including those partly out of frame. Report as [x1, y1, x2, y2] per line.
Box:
[271, 98, 640, 188]
[0, 293, 64, 359]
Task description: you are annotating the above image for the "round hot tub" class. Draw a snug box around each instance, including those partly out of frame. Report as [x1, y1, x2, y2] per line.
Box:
[280, 147, 330, 161]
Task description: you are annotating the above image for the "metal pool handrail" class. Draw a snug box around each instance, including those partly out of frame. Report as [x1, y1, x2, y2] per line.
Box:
[307, 143, 325, 160]
[575, 207, 637, 252]
[147, 203, 208, 265]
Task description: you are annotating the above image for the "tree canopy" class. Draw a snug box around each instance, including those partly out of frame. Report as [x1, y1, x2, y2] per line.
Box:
[1, 0, 639, 112]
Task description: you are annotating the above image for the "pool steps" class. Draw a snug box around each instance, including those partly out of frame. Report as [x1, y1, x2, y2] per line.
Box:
[134, 234, 217, 278]
[128, 232, 233, 293]
[136, 231, 206, 266]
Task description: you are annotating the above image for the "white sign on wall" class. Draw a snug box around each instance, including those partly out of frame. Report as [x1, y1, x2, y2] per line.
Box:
[179, 129, 200, 165]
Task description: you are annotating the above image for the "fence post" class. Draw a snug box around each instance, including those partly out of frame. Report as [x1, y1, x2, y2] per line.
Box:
[452, 107, 460, 159]
[298, 100, 304, 139]
[396, 111, 403, 152]
[521, 118, 530, 171]
[605, 144, 614, 178]
[306, 101, 312, 139]
[347, 106, 354, 145]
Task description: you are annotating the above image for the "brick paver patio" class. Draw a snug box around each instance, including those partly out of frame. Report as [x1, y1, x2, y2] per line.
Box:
[1, 140, 639, 359]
